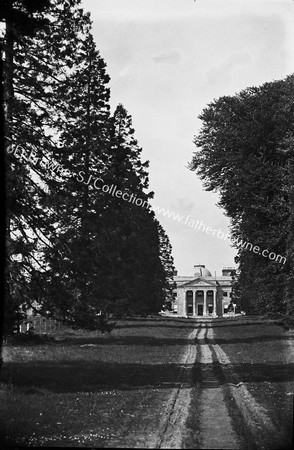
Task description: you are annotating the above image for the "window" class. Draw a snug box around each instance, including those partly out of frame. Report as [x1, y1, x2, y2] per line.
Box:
[187, 305, 193, 314]
[186, 291, 193, 315]
[223, 292, 228, 297]
[207, 290, 213, 296]
[196, 291, 204, 296]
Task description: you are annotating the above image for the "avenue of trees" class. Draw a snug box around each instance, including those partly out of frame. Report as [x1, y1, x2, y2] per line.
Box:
[2, 0, 175, 332]
[190, 75, 294, 321]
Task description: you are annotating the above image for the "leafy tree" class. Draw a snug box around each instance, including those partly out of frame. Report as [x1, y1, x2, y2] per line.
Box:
[190, 75, 294, 317]
[278, 131, 294, 323]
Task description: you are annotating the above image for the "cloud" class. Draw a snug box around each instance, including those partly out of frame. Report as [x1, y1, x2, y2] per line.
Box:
[206, 53, 251, 86]
[153, 50, 181, 65]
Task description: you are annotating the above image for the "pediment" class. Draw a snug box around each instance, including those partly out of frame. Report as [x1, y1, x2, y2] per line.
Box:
[178, 277, 217, 288]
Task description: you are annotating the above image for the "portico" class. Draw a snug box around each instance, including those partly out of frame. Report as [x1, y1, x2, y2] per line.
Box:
[180, 280, 218, 317]
[173, 264, 235, 317]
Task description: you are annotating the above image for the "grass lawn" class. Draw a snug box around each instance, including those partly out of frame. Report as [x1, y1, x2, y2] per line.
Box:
[213, 320, 294, 448]
[0, 317, 195, 447]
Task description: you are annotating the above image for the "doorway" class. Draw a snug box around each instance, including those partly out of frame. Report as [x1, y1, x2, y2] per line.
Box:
[197, 304, 203, 316]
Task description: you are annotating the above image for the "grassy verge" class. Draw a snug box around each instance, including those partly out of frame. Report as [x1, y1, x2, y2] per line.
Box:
[0, 318, 195, 447]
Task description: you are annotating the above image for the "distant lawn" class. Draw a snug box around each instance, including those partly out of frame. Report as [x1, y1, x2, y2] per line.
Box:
[0, 318, 196, 447]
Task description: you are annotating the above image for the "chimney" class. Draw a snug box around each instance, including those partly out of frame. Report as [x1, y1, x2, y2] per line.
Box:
[222, 267, 236, 276]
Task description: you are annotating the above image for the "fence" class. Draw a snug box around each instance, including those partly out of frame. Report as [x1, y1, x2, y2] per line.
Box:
[18, 316, 63, 334]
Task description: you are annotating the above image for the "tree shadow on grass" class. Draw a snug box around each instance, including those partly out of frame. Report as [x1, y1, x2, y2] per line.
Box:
[209, 319, 283, 327]
[1, 360, 294, 393]
[1, 360, 190, 392]
[202, 335, 293, 345]
[115, 322, 196, 330]
[114, 318, 284, 331]
[191, 361, 294, 384]
[58, 335, 193, 346]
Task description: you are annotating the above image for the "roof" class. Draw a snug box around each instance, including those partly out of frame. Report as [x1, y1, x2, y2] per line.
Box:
[176, 276, 218, 288]
[174, 275, 233, 289]
[174, 275, 232, 282]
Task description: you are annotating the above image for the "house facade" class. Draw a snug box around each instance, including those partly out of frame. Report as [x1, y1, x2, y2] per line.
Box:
[173, 264, 236, 317]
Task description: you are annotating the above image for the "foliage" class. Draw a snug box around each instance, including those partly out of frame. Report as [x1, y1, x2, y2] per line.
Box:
[3, 0, 174, 331]
[156, 221, 175, 310]
[190, 75, 294, 316]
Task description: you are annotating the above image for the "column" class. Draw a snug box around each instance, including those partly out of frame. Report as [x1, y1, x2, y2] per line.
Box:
[203, 290, 207, 316]
[213, 289, 217, 317]
[194, 291, 197, 316]
[194, 291, 198, 316]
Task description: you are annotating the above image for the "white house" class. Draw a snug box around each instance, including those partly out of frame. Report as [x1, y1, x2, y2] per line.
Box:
[173, 264, 236, 317]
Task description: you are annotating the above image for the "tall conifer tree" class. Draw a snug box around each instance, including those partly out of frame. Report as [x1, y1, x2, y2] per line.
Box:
[4, 0, 173, 329]
[156, 221, 175, 310]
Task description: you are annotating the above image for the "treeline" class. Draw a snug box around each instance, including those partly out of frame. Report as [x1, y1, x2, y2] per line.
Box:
[2, 0, 175, 332]
[190, 75, 294, 321]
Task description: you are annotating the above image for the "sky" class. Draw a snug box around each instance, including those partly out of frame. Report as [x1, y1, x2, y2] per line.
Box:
[82, 0, 294, 277]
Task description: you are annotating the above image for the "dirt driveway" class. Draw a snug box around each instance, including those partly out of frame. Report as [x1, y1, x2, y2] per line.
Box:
[160, 319, 293, 449]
